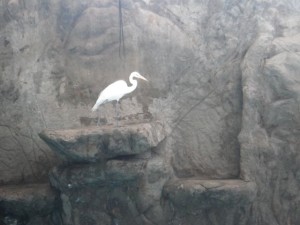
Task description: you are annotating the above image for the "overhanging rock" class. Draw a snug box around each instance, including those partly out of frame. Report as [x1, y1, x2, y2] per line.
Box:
[39, 121, 166, 162]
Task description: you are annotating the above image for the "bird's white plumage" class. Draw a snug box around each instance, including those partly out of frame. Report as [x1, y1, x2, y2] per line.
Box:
[92, 72, 147, 112]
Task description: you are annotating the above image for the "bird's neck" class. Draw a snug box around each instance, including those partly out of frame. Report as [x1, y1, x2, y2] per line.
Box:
[127, 78, 137, 94]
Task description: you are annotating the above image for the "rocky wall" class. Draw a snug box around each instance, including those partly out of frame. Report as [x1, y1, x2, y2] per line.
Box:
[239, 7, 300, 224]
[0, 0, 300, 224]
[0, 0, 248, 183]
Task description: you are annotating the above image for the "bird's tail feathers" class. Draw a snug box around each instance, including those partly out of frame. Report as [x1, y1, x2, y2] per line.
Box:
[91, 99, 108, 112]
[91, 103, 99, 112]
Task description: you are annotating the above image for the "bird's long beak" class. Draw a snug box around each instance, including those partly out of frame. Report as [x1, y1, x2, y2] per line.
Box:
[140, 74, 148, 81]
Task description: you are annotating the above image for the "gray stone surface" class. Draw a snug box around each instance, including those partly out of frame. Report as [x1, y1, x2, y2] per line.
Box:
[42, 125, 256, 225]
[0, 0, 247, 183]
[0, 0, 300, 224]
[42, 121, 171, 225]
[239, 15, 300, 224]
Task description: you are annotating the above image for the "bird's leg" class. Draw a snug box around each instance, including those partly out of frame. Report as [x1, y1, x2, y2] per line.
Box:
[97, 108, 101, 126]
[115, 102, 119, 127]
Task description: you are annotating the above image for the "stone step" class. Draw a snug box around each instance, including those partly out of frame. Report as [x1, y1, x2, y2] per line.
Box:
[39, 121, 166, 162]
[0, 183, 57, 218]
[163, 179, 256, 209]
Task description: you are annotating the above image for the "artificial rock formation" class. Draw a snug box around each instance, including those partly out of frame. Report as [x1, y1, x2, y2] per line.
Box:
[0, 0, 300, 225]
[42, 122, 170, 225]
[40, 123, 256, 225]
[239, 17, 300, 224]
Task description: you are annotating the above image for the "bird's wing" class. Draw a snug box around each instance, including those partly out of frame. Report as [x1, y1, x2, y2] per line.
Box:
[92, 80, 128, 111]
[98, 80, 128, 102]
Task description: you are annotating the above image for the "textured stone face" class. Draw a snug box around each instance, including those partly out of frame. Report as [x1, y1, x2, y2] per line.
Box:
[41, 121, 169, 225]
[239, 9, 300, 225]
[48, 155, 170, 225]
[0, 0, 245, 183]
[0, 0, 300, 224]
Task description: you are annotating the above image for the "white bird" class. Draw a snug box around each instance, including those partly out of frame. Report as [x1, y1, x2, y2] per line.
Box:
[92, 71, 148, 125]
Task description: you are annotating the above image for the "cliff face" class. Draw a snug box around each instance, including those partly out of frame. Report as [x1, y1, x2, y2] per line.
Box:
[0, 0, 245, 183]
[0, 0, 300, 224]
[239, 15, 300, 224]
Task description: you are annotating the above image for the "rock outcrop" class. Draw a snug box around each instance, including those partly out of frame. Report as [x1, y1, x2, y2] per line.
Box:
[42, 122, 170, 225]
[39, 123, 258, 225]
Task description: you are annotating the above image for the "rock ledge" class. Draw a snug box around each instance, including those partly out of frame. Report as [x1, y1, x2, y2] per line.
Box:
[163, 179, 256, 209]
[0, 183, 57, 217]
[39, 121, 166, 162]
